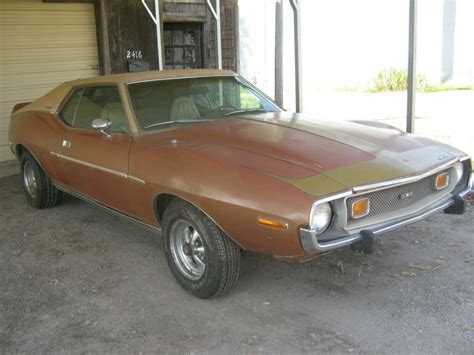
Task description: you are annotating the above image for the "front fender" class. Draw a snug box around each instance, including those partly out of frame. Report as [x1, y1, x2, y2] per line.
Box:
[131, 141, 317, 256]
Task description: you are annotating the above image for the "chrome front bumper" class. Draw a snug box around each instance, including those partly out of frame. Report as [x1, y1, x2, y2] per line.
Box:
[300, 172, 473, 254]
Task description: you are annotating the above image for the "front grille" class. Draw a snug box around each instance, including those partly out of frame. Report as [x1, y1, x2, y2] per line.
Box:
[345, 167, 456, 229]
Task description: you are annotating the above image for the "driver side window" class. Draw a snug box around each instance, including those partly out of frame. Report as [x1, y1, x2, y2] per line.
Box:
[60, 86, 130, 134]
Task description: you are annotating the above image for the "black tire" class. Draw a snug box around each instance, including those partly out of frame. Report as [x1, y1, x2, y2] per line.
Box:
[162, 199, 241, 298]
[20, 151, 62, 209]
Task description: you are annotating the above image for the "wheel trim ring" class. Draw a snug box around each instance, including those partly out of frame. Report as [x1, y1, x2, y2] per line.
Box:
[169, 219, 206, 281]
[23, 161, 37, 199]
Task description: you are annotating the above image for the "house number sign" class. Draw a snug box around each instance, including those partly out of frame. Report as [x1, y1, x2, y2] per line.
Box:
[126, 50, 143, 59]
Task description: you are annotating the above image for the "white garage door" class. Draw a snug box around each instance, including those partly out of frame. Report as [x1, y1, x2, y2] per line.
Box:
[0, 0, 100, 162]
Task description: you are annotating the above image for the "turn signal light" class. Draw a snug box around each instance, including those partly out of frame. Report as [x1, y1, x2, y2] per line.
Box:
[352, 198, 370, 219]
[258, 218, 288, 230]
[435, 172, 449, 190]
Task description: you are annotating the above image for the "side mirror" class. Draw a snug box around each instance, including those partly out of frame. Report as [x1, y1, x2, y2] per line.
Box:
[91, 118, 112, 138]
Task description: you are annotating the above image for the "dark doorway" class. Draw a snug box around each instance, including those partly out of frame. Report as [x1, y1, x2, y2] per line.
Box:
[164, 23, 203, 69]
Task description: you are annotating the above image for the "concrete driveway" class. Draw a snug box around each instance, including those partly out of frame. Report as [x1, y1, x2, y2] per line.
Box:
[1, 174, 473, 353]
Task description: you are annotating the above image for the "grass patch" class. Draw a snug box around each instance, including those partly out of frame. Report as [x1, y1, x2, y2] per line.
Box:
[366, 68, 473, 93]
[423, 83, 474, 92]
[367, 68, 427, 92]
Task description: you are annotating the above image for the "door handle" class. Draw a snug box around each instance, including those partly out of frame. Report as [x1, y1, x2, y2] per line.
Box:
[62, 140, 71, 149]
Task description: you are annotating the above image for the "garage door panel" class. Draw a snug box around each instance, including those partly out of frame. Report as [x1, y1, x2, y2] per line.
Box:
[0, 2, 96, 11]
[0, 118, 12, 132]
[0, 1, 99, 162]
[0, 81, 74, 102]
[0, 15, 96, 26]
[0, 3, 97, 26]
[1, 56, 98, 70]
[0, 47, 98, 64]
[0, 15, 95, 28]
[1, 85, 76, 101]
[0, 130, 9, 144]
[0, 110, 12, 121]
[2, 24, 96, 37]
[0, 101, 41, 119]
[0, 89, 54, 122]
[0, 145, 14, 162]
[1, 61, 99, 77]
[1, 72, 87, 87]
[0, 86, 56, 104]
[1, 36, 99, 50]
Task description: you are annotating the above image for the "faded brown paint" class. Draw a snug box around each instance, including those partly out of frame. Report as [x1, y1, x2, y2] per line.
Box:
[8, 70, 470, 258]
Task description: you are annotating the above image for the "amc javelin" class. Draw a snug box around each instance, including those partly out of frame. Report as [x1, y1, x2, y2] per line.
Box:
[8, 70, 472, 298]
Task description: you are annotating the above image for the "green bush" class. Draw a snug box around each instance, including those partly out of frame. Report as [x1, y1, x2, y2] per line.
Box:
[368, 68, 427, 92]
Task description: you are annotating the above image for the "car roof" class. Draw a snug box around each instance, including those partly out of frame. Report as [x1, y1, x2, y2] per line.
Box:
[65, 69, 236, 86]
[16, 69, 237, 116]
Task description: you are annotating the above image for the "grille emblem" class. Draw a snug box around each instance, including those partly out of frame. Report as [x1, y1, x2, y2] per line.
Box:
[399, 191, 414, 200]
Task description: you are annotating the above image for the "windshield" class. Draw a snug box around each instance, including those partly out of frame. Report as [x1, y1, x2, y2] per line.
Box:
[127, 76, 281, 131]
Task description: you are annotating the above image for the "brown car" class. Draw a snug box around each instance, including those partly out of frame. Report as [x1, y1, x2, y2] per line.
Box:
[8, 69, 473, 298]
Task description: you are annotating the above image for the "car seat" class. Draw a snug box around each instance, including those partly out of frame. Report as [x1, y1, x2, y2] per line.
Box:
[169, 96, 201, 121]
[101, 103, 129, 133]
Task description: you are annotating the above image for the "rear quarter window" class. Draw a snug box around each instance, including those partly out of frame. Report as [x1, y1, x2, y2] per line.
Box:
[60, 89, 83, 126]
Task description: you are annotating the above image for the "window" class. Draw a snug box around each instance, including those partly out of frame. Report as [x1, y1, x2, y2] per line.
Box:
[59, 86, 129, 134]
[60, 90, 82, 126]
[127, 76, 280, 131]
[164, 23, 202, 69]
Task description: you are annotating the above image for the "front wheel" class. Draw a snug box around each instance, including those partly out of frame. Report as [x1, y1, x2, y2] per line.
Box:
[162, 199, 241, 298]
[20, 151, 62, 209]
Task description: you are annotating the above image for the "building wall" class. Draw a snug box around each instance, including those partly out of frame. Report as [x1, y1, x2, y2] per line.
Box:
[98, 0, 239, 74]
[44, 0, 239, 74]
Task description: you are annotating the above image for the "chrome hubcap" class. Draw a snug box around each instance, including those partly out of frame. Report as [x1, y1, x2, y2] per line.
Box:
[169, 220, 206, 280]
[23, 161, 37, 199]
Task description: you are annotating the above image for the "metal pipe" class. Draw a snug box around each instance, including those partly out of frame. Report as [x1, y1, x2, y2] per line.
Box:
[406, 0, 418, 133]
[141, 0, 163, 70]
[274, 0, 284, 106]
[216, 0, 222, 69]
[141, 0, 157, 24]
[290, 0, 302, 113]
[206, 0, 217, 18]
[154, 0, 163, 70]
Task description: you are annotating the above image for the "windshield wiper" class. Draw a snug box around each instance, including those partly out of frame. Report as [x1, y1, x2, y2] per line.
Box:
[224, 108, 267, 116]
[144, 119, 213, 129]
[144, 121, 174, 128]
[175, 119, 213, 123]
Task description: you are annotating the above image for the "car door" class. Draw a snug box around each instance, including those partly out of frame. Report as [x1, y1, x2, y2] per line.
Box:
[57, 85, 133, 211]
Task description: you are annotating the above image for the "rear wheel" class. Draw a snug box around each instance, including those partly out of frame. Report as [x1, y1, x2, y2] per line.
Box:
[162, 199, 241, 298]
[20, 151, 62, 209]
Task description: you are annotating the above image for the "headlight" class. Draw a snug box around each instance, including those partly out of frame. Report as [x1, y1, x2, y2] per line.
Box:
[310, 202, 332, 234]
[452, 162, 464, 185]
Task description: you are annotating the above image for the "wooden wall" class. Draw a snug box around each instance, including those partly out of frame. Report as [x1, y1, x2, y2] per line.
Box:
[45, 0, 239, 74]
[97, 0, 159, 74]
[220, 0, 239, 71]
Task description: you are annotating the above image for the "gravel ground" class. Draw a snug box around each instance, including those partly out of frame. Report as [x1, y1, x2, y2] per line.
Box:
[1, 174, 473, 353]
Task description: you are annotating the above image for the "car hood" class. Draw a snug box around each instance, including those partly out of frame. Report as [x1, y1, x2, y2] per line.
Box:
[175, 112, 466, 197]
